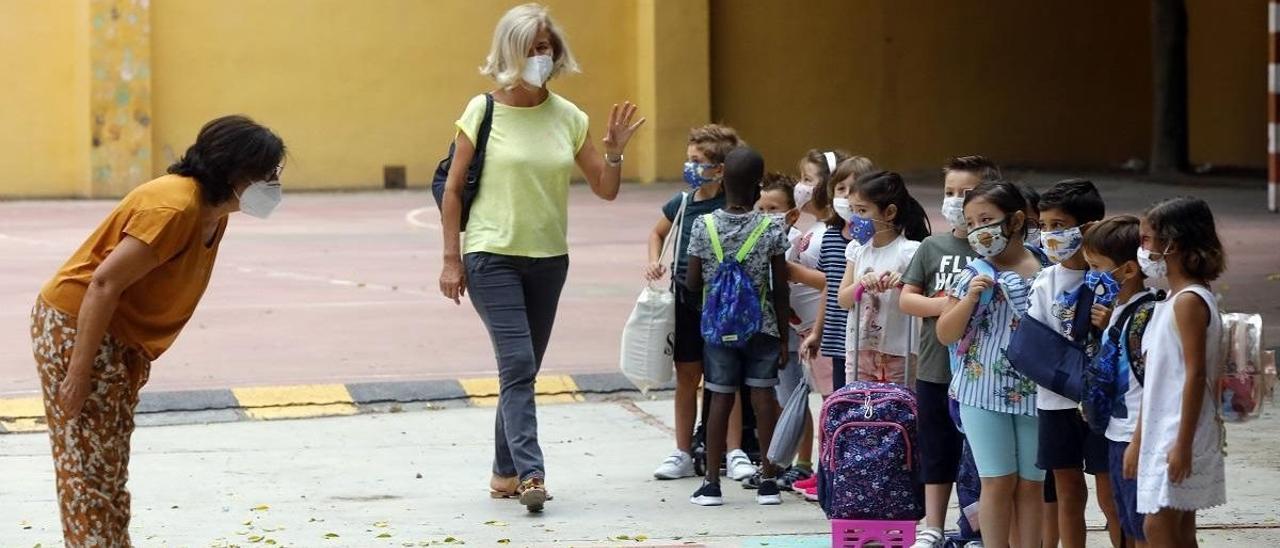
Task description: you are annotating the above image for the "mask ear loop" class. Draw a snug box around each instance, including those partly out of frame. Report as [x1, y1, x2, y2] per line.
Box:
[824, 151, 838, 176]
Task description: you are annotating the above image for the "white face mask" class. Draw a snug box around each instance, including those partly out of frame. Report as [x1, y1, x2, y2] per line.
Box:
[237, 181, 282, 219]
[1137, 243, 1172, 279]
[1025, 226, 1043, 248]
[793, 183, 815, 211]
[521, 54, 554, 88]
[941, 196, 966, 229]
[833, 198, 853, 221]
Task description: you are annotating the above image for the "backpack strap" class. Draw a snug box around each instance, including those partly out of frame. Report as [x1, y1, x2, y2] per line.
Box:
[704, 214, 724, 262]
[1114, 290, 1164, 386]
[735, 219, 773, 262]
[1070, 284, 1097, 343]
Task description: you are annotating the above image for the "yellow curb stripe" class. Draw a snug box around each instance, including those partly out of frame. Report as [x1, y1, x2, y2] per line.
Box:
[459, 375, 583, 407]
[1, 418, 47, 433]
[232, 384, 358, 420]
[0, 396, 45, 419]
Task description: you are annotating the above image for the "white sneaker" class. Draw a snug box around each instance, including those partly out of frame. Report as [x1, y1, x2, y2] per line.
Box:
[653, 450, 696, 480]
[911, 527, 944, 548]
[726, 449, 757, 481]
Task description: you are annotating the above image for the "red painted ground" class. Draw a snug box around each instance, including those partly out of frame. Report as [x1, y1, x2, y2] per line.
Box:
[1, 174, 1276, 397]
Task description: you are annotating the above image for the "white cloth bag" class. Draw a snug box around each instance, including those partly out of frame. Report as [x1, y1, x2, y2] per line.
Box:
[619, 194, 689, 393]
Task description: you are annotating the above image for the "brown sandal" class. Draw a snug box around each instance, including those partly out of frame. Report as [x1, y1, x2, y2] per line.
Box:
[517, 477, 549, 512]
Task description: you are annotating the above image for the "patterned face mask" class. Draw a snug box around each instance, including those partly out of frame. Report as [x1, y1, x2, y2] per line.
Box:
[682, 162, 716, 188]
[1040, 226, 1085, 263]
[1083, 268, 1122, 307]
[967, 219, 1010, 258]
[1137, 243, 1172, 279]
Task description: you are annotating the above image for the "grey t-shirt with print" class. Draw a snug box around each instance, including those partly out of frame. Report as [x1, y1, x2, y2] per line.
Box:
[687, 209, 790, 338]
[901, 232, 979, 384]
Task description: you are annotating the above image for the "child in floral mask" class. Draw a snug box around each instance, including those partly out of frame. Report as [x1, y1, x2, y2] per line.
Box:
[937, 180, 1045, 548]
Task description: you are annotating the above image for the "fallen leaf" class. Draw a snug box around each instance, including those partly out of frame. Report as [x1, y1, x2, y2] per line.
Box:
[324, 533, 341, 539]
[497, 540, 511, 545]
[266, 540, 278, 546]
[377, 533, 393, 539]
[251, 504, 270, 512]
[635, 535, 649, 542]
[616, 535, 631, 541]
[483, 520, 508, 527]
[374, 521, 390, 528]
[248, 535, 264, 543]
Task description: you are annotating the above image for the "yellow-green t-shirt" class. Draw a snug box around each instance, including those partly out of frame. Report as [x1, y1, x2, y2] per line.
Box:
[456, 92, 588, 258]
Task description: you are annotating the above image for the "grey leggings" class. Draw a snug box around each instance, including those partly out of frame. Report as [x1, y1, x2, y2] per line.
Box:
[465, 252, 569, 481]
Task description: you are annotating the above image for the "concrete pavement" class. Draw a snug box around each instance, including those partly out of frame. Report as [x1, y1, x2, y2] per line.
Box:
[3, 397, 1279, 547]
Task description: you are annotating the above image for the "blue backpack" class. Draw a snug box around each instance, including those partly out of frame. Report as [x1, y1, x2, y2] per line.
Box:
[700, 215, 770, 348]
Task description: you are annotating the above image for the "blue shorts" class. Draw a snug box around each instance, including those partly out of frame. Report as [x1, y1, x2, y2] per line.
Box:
[958, 404, 1045, 481]
[703, 334, 781, 394]
[1108, 440, 1145, 541]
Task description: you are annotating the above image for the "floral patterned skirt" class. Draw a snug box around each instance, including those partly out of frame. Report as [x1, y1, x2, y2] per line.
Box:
[31, 298, 151, 548]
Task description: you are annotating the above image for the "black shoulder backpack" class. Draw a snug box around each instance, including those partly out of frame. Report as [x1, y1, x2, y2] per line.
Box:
[1083, 290, 1165, 434]
[431, 93, 494, 229]
[1008, 284, 1098, 402]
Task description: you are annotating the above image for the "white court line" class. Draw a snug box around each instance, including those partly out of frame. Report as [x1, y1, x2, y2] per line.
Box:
[235, 266, 434, 297]
[0, 233, 58, 246]
[405, 207, 439, 230]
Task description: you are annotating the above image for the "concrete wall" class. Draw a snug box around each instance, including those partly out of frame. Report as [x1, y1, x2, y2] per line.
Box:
[0, 0, 1264, 198]
[710, 0, 1266, 173]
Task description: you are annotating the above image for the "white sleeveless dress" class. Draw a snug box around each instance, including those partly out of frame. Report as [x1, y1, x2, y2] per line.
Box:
[1136, 285, 1226, 513]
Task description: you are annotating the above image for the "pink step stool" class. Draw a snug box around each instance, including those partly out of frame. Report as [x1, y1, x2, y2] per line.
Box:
[831, 519, 917, 548]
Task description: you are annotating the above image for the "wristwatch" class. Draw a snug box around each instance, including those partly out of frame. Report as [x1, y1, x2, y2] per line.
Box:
[605, 153, 624, 167]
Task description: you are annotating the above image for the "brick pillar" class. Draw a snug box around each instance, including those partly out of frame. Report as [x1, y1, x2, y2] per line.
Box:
[89, 0, 152, 198]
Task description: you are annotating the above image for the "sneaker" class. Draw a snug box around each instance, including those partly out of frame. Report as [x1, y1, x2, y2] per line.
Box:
[791, 475, 818, 491]
[779, 466, 813, 491]
[911, 527, 945, 548]
[726, 449, 757, 481]
[689, 481, 724, 506]
[964, 543, 985, 548]
[653, 450, 696, 480]
[741, 472, 762, 490]
[802, 485, 819, 502]
[756, 478, 782, 505]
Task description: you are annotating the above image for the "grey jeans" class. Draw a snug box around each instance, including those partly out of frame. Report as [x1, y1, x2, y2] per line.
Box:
[465, 252, 569, 481]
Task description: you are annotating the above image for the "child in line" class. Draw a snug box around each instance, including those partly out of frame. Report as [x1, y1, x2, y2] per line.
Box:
[686, 146, 791, 506]
[785, 150, 848, 500]
[1131, 197, 1227, 546]
[837, 171, 930, 384]
[1019, 184, 1052, 268]
[799, 156, 876, 391]
[900, 155, 1000, 548]
[646, 124, 755, 482]
[937, 181, 1044, 548]
[1027, 179, 1120, 548]
[753, 174, 824, 491]
[1082, 215, 1158, 548]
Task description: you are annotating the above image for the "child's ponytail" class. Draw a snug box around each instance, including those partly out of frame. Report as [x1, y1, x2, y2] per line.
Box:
[852, 170, 933, 241]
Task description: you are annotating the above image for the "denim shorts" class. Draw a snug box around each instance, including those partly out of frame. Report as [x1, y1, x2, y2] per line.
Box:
[703, 333, 782, 394]
[1108, 440, 1146, 540]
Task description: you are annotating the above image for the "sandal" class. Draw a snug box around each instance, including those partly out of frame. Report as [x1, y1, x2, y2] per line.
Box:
[517, 477, 548, 512]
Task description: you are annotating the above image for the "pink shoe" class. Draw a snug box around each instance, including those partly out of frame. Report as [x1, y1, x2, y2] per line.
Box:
[792, 476, 818, 491]
[802, 485, 819, 502]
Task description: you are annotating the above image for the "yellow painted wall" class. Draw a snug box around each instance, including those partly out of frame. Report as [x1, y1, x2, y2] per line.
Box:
[150, 0, 646, 190]
[712, 0, 1265, 173]
[1188, 0, 1267, 168]
[0, 1, 90, 198]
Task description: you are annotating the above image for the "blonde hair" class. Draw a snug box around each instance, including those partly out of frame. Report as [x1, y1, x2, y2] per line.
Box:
[480, 3, 581, 88]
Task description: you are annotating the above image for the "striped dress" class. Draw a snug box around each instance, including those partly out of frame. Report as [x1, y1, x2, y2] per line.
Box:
[947, 266, 1039, 416]
[819, 226, 853, 359]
